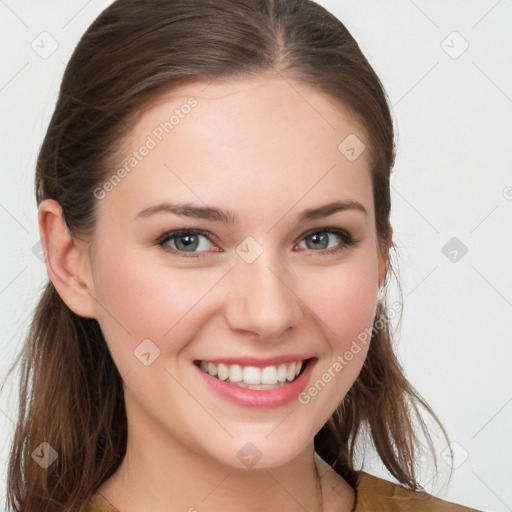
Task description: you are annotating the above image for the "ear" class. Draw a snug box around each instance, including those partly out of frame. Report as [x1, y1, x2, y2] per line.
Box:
[38, 199, 98, 319]
[377, 227, 393, 288]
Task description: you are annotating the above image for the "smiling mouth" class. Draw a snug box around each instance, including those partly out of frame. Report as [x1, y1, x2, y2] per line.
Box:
[193, 358, 312, 389]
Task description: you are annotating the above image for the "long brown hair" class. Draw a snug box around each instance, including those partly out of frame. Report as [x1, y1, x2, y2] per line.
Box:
[2, 0, 451, 510]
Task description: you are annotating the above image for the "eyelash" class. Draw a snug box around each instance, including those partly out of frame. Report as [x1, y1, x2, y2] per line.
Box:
[155, 227, 358, 259]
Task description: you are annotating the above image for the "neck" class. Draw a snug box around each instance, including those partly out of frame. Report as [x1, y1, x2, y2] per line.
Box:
[96, 397, 355, 512]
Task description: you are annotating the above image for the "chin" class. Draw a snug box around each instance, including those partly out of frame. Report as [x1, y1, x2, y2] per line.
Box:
[201, 429, 314, 471]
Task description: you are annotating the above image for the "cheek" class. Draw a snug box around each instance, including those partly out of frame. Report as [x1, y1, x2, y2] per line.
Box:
[91, 248, 227, 369]
[292, 255, 379, 422]
[300, 255, 379, 349]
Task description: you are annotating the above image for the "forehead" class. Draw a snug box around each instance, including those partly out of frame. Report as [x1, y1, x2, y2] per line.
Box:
[98, 75, 374, 226]
[134, 75, 366, 140]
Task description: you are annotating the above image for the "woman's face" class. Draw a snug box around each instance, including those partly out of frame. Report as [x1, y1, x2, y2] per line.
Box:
[87, 75, 388, 469]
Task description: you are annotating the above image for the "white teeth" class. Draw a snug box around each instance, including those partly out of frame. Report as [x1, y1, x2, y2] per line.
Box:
[286, 362, 296, 381]
[261, 365, 278, 385]
[217, 363, 229, 381]
[198, 359, 306, 386]
[229, 364, 243, 383]
[243, 366, 261, 385]
[207, 362, 217, 377]
[277, 364, 287, 383]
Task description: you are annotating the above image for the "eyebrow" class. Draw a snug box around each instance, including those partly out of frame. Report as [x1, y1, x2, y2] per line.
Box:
[135, 200, 368, 224]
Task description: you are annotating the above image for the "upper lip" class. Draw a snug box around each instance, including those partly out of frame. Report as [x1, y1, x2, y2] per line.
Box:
[194, 355, 315, 368]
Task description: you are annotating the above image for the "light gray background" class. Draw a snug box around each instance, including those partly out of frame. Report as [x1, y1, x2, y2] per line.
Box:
[1, 1, 511, 511]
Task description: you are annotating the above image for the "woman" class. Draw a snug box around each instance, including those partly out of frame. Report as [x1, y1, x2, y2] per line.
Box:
[3, 0, 481, 511]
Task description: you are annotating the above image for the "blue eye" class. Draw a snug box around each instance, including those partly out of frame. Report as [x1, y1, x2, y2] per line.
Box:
[158, 229, 214, 257]
[156, 227, 356, 258]
[297, 228, 356, 255]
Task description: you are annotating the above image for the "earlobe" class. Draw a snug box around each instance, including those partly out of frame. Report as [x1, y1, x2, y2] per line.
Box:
[38, 199, 98, 319]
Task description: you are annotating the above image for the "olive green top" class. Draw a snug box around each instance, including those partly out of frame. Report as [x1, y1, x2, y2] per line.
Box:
[82, 471, 481, 511]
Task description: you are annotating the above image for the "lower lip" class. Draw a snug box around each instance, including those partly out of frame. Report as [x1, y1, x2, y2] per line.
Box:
[194, 359, 317, 408]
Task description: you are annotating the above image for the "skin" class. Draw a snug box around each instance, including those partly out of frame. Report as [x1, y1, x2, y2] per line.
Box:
[39, 74, 390, 512]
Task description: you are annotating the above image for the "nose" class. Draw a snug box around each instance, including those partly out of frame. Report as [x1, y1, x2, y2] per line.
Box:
[224, 252, 304, 340]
